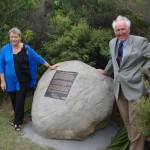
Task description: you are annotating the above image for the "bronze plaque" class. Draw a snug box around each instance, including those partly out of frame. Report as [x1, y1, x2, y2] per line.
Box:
[45, 70, 78, 100]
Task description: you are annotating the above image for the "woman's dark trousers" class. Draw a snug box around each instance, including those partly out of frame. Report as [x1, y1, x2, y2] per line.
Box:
[8, 82, 28, 125]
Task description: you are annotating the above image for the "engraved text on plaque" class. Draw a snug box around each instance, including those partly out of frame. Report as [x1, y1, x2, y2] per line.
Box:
[45, 70, 78, 100]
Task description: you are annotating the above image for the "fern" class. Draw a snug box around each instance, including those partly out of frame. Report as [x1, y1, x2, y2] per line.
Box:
[105, 125, 130, 150]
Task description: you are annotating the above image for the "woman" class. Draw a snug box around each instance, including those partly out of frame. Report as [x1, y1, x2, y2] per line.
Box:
[0, 27, 59, 131]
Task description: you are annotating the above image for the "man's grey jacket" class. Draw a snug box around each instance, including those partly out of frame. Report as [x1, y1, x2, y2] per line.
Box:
[104, 35, 150, 100]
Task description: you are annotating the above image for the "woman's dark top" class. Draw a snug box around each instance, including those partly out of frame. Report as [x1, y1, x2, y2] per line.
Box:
[13, 44, 31, 83]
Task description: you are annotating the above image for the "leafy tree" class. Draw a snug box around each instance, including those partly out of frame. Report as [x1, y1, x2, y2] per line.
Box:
[42, 16, 113, 68]
[0, 0, 38, 27]
[115, 0, 150, 39]
[53, 0, 117, 28]
[0, 0, 38, 46]
[0, 0, 52, 48]
[24, 0, 53, 48]
[116, 0, 150, 23]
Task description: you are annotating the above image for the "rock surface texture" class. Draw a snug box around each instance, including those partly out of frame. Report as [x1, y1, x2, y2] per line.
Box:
[32, 60, 115, 139]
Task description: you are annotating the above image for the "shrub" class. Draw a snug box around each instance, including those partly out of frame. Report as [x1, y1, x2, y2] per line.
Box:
[42, 16, 113, 68]
[134, 97, 150, 137]
[134, 68, 150, 137]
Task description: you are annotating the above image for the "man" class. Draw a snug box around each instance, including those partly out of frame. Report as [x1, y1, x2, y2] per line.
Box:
[98, 15, 150, 150]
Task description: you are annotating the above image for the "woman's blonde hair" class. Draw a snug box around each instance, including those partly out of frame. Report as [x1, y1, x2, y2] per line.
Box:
[8, 27, 22, 37]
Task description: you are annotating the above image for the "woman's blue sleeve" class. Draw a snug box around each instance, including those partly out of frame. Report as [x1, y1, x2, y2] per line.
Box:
[27, 46, 46, 64]
[0, 49, 5, 74]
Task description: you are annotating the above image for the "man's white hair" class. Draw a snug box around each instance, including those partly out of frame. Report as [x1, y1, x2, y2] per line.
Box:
[112, 15, 131, 30]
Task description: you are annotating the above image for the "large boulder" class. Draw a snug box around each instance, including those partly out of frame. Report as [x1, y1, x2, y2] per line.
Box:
[32, 60, 115, 139]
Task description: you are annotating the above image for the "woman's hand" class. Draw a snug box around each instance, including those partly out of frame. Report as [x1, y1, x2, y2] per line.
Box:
[1, 81, 6, 91]
[49, 63, 60, 70]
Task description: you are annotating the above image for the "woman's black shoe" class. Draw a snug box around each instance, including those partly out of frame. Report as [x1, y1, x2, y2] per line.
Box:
[14, 124, 21, 131]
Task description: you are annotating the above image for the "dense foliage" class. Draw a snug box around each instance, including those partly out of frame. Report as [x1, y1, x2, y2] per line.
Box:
[106, 125, 130, 150]
[42, 17, 113, 68]
[134, 68, 150, 137]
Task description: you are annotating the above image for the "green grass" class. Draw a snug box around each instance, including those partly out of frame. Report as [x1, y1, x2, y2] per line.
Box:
[0, 96, 55, 150]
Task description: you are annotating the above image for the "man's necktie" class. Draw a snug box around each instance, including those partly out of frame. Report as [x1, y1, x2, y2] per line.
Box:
[116, 43, 123, 67]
